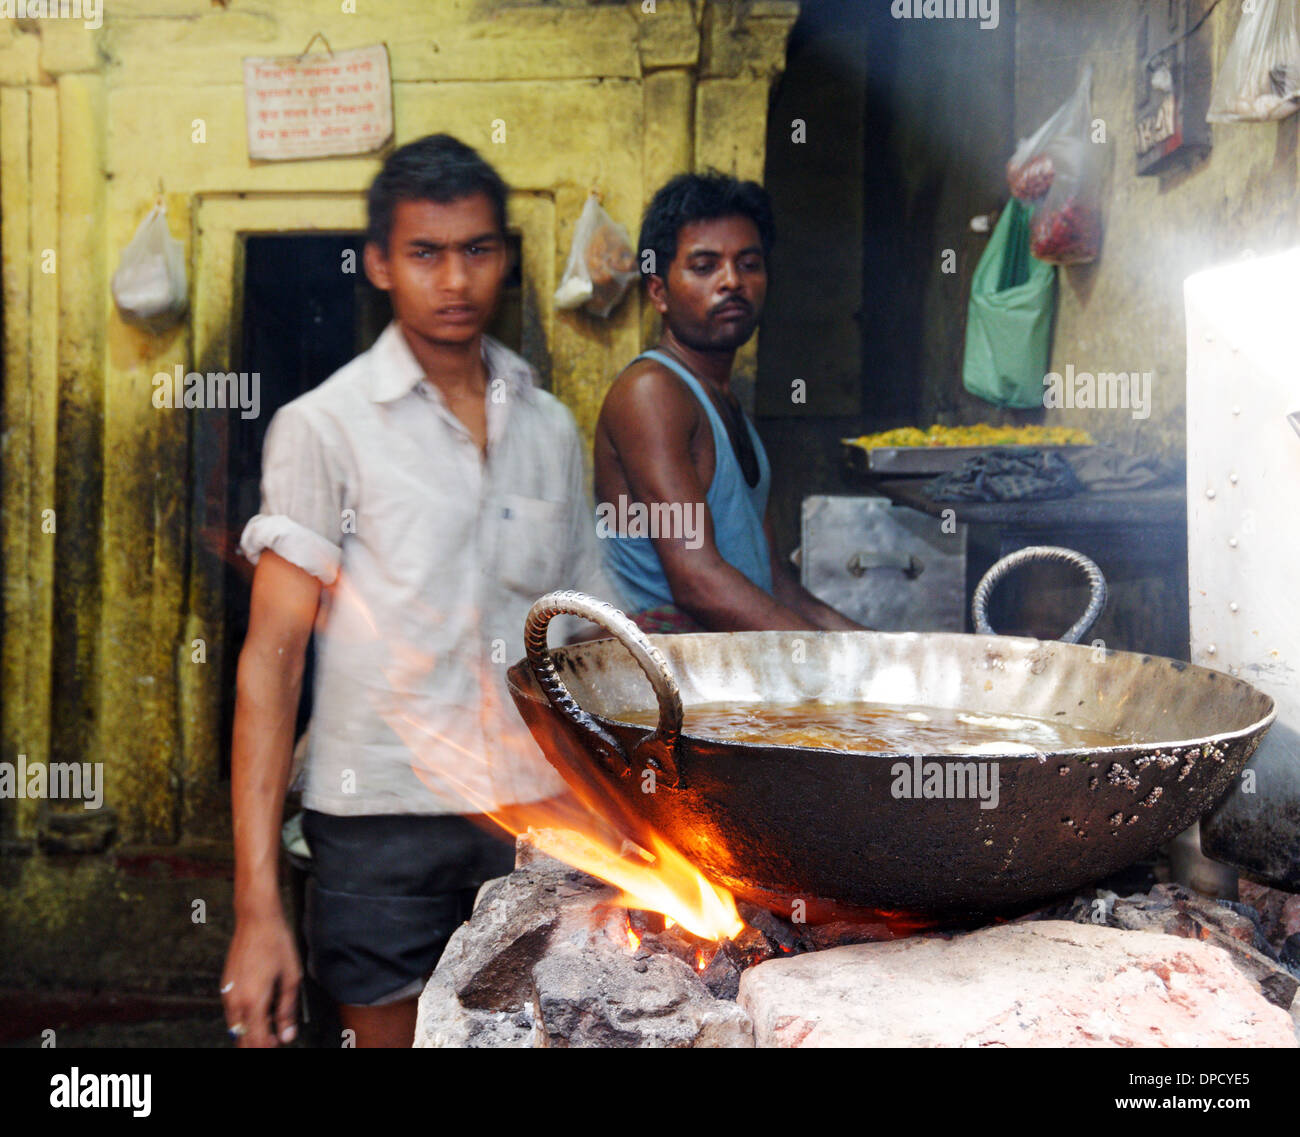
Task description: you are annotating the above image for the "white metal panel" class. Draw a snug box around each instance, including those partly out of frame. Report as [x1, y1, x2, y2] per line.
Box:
[1185, 248, 1300, 885]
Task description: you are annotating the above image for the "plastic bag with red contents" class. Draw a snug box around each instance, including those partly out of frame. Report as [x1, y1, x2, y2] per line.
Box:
[1006, 66, 1097, 203]
[1030, 193, 1103, 266]
[1014, 67, 1103, 265]
[1006, 86, 1075, 203]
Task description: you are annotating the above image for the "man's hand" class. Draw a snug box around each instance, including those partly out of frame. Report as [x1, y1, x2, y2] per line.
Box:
[222, 910, 302, 1047]
[766, 518, 868, 631]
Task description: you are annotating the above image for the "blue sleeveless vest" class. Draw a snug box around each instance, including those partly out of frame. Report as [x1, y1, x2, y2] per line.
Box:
[603, 349, 773, 611]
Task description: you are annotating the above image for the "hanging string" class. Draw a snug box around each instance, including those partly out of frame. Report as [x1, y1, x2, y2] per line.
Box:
[298, 32, 334, 60]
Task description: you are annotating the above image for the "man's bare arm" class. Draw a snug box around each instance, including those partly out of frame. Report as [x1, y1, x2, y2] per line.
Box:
[222, 550, 322, 1048]
[601, 367, 818, 631]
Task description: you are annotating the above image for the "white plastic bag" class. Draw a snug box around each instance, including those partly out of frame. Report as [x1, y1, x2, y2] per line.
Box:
[553, 194, 638, 318]
[1207, 0, 1300, 123]
[1006, 66, 1104, 265]
[112, 204, 188, 330]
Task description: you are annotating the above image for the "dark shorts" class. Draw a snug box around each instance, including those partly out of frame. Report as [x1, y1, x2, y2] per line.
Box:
[300, 809, 515, 1007]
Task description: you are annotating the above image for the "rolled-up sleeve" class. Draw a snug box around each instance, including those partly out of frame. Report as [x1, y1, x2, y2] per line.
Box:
[239, 404, 347, 585]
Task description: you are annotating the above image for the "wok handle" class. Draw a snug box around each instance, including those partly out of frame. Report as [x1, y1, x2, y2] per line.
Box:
[524, 590, 684, 784]
[971, 546, 1107, 644]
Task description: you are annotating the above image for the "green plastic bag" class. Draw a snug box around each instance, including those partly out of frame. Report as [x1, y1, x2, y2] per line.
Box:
[962, 199, 1057, 408]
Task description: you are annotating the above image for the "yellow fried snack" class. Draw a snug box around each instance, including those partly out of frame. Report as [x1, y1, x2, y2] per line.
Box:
[845, 423, 1093, 449]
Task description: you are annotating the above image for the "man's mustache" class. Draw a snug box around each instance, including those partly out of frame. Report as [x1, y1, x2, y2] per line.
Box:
[711, 299, 754, 317]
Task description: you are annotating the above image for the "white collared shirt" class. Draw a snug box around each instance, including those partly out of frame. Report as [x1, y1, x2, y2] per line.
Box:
[239, 321, 619, 815]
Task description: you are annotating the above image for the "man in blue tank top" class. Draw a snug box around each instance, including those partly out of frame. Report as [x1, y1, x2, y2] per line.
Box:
[594, 173, 862, 634]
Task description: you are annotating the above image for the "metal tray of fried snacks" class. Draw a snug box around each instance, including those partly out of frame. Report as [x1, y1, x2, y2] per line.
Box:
[843, 441, 1094, 477]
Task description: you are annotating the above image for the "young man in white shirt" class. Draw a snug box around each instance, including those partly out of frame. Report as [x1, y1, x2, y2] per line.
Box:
[221, 134, 614, 1048]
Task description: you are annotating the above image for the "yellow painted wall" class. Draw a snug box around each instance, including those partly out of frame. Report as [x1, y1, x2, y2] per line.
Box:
[0, 1, 797, 844]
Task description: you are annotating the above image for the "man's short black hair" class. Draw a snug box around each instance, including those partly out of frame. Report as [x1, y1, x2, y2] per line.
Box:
[366, 133, 509, 252]
[638, 171, 775, 279]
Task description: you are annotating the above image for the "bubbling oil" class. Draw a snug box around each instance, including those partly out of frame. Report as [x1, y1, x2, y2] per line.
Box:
[612, 700, 1133, 755]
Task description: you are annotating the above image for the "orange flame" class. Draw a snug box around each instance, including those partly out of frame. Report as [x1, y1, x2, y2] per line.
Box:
[514, 825, 744, 941]
[328, 568, 745, 942]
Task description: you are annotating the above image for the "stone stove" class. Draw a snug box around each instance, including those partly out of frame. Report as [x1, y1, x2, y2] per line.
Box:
[415, 834, 1300, 1048]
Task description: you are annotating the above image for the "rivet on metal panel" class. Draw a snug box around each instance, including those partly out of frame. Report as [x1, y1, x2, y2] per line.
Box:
[1228, 537, 1238, 548]
[1205, 488, 1216, 499]
[1206, 644, 1217, 654]
[1229, 473, 1239, 484]
[1232, 405, 1241, 415]
[1229, 602, 1239, 613]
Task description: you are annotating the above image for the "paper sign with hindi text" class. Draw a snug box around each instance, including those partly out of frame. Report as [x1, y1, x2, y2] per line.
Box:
[243, 44, 393, 161]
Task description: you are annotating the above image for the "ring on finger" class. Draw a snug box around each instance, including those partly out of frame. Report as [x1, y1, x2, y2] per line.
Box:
[228, 1023, 247, 1040]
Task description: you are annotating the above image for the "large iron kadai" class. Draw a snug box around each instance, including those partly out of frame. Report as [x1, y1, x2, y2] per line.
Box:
[507, 549, 1276, 920]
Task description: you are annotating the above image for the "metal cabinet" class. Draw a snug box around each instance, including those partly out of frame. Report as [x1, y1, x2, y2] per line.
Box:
[800, 495, 967, 632]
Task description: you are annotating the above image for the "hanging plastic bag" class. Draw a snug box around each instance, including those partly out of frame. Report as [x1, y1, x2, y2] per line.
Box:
[1006, 67, 1097, 204]
[553, 193, 639, 318]
[1006, 88, 1075, 203]
[962, 198, 1058, 409]
[1005, 67, 1104, 265]
[1207, 0, 1300, 123]
[111, 203, 188, 331]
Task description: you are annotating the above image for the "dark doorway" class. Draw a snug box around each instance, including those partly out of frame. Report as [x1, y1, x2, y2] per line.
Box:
[218, 232, 523, 776]
[756, 0, 1018, 556]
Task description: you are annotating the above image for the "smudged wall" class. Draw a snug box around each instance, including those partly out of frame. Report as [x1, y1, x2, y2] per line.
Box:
[0, 1, 798, 854]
